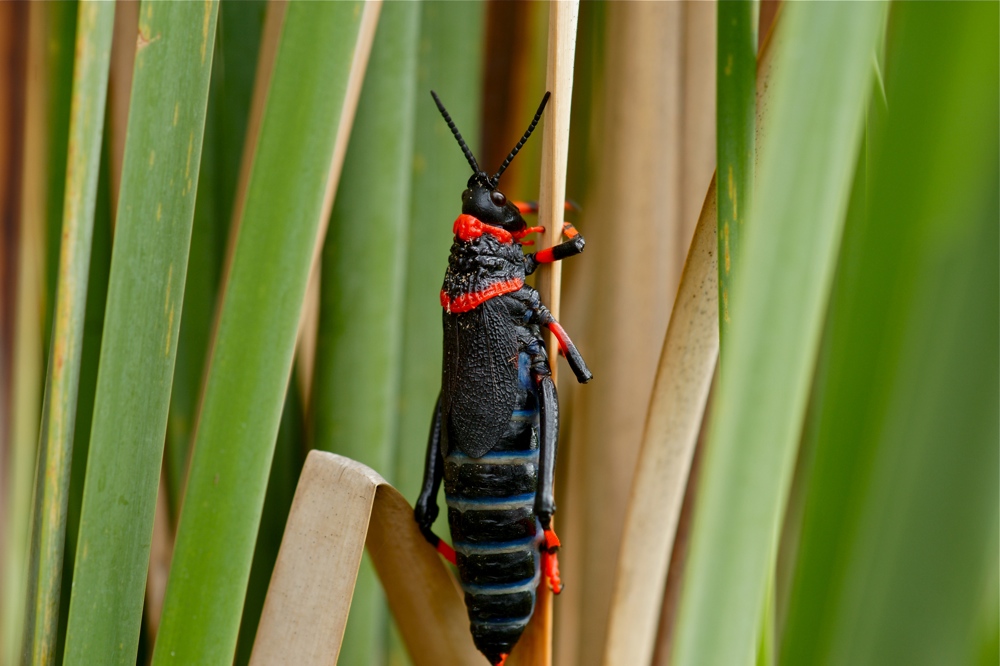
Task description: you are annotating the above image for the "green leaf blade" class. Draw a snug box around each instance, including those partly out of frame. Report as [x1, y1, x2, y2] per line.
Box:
[234, 379, 306, 666]
[716, 0, 757, 345]
[152, 4, 367, 662]
[311, 2, 420, 662]
[62, 2, 219, 663]
[41, 1, 79, 359]
[165, 0, 267, 521]
[23, 3, 115, 662]
[782, 3, 999, 663]
[671, 4, 886, 665]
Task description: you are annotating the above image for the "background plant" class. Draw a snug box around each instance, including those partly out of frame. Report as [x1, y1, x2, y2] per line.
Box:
[0, 2, 995, 665]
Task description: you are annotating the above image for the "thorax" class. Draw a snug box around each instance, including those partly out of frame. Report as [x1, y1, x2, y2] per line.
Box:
[440, 231, 526, 315]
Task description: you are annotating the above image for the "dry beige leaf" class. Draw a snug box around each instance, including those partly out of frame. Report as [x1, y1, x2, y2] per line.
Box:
[251, 451, 481, 665]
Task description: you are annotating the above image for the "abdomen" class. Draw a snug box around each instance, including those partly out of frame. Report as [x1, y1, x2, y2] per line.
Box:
[444, 352, 542, 662]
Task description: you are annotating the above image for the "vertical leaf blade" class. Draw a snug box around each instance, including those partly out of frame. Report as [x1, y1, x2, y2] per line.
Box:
[781, 3, 999, 663]
[57, 124, 114, 665]
[716, 0, 756, 345]
[23, 3, 114, 662]
[42, 1, 78, 358]
[671, 4, 886, 664]
[165, 0, 266, 520]
[63, 3, 219, 662]
[152, 4, 368, 662]
[312, 2, 420, 663]
[234, 378, 306, 666]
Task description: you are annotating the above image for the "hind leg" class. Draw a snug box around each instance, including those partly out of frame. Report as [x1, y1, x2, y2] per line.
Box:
[414, 393, 456, 564]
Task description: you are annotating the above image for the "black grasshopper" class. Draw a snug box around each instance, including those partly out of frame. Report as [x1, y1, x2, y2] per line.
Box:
[414, 91, 592, 665]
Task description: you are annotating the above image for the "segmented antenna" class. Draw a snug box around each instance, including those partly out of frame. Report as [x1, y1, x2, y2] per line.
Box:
[490, 91, 551, 187]
[431, 90, 480, 174]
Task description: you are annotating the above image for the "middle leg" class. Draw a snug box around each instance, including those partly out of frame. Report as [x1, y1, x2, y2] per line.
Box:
[533, 365, 563, 594]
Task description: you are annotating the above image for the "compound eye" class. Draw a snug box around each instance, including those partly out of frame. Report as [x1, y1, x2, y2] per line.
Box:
[490, 190, 507, 207]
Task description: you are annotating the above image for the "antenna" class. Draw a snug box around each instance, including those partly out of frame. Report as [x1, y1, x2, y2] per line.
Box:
[490, 91, 551, 187]
[431, 90, 480, 175]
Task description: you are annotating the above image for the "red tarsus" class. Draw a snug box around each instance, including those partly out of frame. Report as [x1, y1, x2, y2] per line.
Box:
[440, 278, 525, 314]
[542, 528, 563, 594]
[496, 653, 509, 666]
[436, 539, 457, 566]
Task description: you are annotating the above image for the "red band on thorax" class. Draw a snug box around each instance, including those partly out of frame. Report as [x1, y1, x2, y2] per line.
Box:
[453, 214, 513, 243]
[441, 278, 524, 314]
[453, 214, 543, 245]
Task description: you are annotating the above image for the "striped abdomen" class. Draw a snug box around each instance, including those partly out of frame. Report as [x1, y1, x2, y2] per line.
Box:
[444, 356, 542, 662]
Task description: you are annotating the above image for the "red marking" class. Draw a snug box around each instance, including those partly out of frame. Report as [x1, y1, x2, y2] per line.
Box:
[512, 225, 544, 241]
[436, 539, 457, 566]
[534, 247, 555, 264]
[547, 321, 571, 356]
[453, 214, 513, 244]
[496, 654, 509, 666]
[514, 201, 578, 215]
[531, 222, 578, 259]
[440, 278, 524, 314]
[542, 528, 563, 594]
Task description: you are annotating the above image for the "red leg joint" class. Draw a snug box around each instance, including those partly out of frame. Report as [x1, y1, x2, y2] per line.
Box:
[541, 528, 563, 594]
[547, 321, 571, 357]
[534, 246, 556, 264]
[496, 653, 509, 666]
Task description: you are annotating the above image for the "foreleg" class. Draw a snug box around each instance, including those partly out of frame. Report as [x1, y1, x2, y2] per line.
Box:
[534, 371, 563, 594]
[524, 224, 585, 276]
[414, 393, 456, 564]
